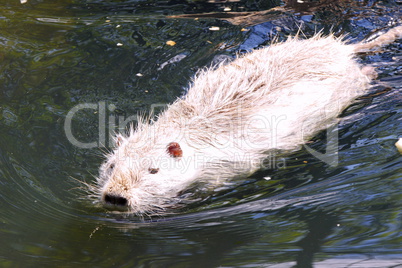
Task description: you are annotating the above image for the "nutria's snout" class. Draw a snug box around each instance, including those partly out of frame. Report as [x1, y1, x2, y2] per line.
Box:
[103, 193, 128, 208]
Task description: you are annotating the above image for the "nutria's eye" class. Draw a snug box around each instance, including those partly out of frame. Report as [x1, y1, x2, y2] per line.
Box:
[167, 142, 183, 158]
[148, 168, 159, 174]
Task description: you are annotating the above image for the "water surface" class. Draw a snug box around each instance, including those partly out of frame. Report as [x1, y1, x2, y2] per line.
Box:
[0, 0, 401, 267]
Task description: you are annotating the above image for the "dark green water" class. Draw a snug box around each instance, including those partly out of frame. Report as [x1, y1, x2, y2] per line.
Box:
[0, 0, 401, 267]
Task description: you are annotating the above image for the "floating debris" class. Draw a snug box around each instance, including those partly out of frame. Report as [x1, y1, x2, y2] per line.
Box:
[166, 40, 176, 46]
[209, 26, 220, 31]
[395, 138, 402, 154]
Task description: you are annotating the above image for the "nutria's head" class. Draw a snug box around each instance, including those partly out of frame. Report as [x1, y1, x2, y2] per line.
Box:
[95, 134, 199, 215]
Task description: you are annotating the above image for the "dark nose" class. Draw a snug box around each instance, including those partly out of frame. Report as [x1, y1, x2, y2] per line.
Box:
[103, 194, 128, 207]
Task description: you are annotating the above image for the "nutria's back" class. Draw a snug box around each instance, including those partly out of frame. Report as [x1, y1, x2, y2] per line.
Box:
[162, 35, 369, 152]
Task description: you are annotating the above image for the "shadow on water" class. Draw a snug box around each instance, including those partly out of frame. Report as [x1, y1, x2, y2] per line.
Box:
[0, 0, 402, 267]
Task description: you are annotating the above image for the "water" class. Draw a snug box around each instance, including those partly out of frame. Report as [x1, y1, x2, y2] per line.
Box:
[0, 0, 401, 267]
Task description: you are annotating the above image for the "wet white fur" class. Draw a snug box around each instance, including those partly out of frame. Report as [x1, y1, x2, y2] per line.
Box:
[94, 26, 402, 215]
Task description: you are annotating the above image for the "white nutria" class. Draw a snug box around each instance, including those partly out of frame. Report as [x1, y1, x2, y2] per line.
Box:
[91, 26, 402, 215]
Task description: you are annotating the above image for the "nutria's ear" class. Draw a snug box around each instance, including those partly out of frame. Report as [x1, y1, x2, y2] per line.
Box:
[114, 134, 125, 147]
[167, 142, 183, 158]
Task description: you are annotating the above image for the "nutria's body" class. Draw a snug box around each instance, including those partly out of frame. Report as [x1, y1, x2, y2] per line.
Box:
[92, 26, 402, 215]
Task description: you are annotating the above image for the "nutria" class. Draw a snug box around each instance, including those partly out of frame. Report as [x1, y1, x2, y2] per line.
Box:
[90, 26, 402, 215]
